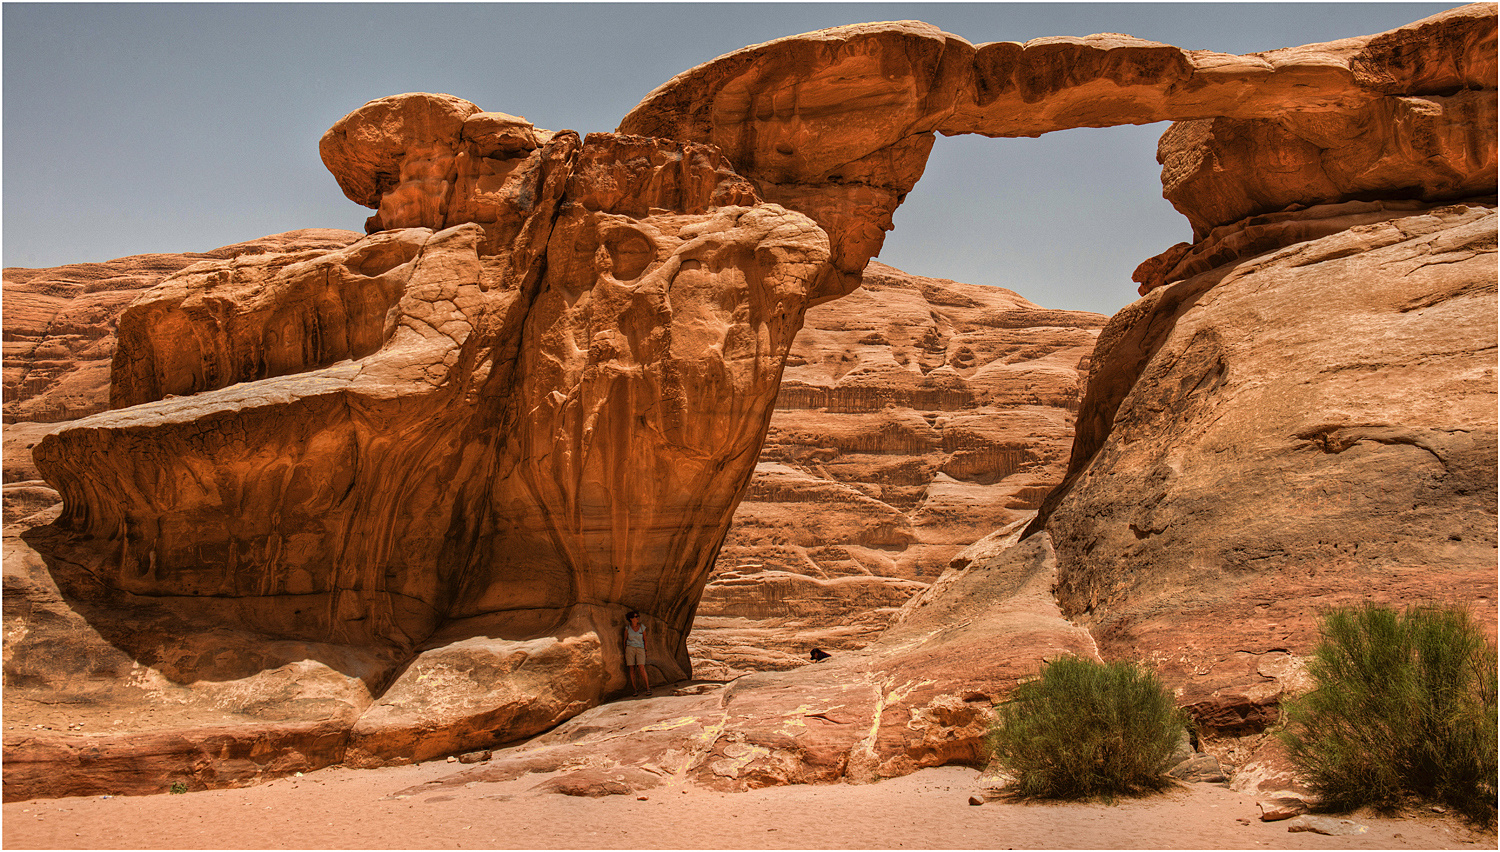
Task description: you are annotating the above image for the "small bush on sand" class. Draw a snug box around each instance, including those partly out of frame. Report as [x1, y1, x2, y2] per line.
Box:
[1280, 604, 1497, 825]
[986, 656, 1187, 800]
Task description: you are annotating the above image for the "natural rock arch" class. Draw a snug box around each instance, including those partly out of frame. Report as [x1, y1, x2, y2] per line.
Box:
[610, 6, 1494, 299]
[309, 3, 1495, 303]
[13, 4, 1496, 790]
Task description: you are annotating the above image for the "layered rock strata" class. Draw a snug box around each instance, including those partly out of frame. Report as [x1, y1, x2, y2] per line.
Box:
[16, 112, 835, 776]
[691, 263, 1102, 674]
[5, 4, 1497, 801]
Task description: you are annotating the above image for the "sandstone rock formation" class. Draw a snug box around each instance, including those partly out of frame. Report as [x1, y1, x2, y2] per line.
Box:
[378, 525, 1099, 796]
[1, 229, 365, 514]
[3, 242, 1097, 675]
[11, 107, 837, 785]
[691, 262, 1102, 675]
[626, 2, 1496, 751]
[619, 4, 1496, 298]
[2, 230, 363, 426]
[5, 4, 1497, 802]
[1035, 201, 1498, 740]
[2, 243, 1100, 797]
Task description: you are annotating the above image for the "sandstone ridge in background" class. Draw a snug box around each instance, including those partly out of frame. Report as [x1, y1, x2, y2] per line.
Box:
[695, 261, 1102, 676]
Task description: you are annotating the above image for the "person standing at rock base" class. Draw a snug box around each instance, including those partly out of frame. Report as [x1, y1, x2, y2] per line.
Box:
[624, 612, 651, 696]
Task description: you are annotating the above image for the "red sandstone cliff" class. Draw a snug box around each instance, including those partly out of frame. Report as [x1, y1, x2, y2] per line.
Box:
[693, 262, 1102, 675]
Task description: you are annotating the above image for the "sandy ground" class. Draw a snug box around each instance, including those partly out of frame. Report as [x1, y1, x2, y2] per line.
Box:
[4, 763, 1493, 850]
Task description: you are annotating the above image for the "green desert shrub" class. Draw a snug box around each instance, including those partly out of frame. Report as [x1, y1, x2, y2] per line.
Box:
[986, 656, 1187, 800]
[1279, 603, 1498, 824]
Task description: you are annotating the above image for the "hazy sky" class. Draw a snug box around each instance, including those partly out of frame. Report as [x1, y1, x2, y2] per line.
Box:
[3, 2, 1455, 316]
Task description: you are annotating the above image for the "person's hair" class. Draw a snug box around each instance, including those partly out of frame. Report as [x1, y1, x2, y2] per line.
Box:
[627, 611, 639, 620]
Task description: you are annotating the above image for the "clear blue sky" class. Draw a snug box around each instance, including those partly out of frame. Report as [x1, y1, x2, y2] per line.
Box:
[3, 3, 1455, 316]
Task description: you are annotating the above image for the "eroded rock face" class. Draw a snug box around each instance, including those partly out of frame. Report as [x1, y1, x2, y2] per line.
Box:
[18, 109, 834, 775]
[619, 4, 1496, 299]
[1035, 202, 1498, 741]
[692, 262, 1102, 674]
[1156, 90, 1497, 244]
[6, 4, 1497, 801]
[2, 230, 363, 426]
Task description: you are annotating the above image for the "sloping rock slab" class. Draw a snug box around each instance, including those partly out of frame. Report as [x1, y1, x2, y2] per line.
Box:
[392, 530, 1096, 796]
[1287, 815, 1368, 836]
[2, 721, 348, 801]
[531, 766, 667, 797]
[1039, 203, 1498, 735]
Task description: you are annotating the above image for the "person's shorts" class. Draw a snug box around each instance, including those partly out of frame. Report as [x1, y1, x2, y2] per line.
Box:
[626, 646, 646, 666]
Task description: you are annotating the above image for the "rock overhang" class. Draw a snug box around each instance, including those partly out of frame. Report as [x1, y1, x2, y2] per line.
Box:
[6, 3, 1497, 799]
[615, 4, 1495, 296]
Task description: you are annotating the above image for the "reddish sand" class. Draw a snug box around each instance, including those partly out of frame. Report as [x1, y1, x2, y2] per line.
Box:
[3, 763, 1491, 850]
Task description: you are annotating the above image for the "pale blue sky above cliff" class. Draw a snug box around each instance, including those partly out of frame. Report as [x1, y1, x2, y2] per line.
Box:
[3, 2, 1455, 316]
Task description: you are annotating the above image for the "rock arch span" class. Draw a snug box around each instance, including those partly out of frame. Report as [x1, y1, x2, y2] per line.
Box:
[10, 4, 1495, 793]
[611, 7, 1494, 298]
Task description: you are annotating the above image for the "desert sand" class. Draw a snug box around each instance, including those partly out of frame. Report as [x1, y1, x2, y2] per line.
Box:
[4, 762, 1492, 850]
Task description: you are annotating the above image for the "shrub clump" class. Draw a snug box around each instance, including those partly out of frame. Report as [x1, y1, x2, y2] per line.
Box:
[1279, 604, 1498, 825]
[986, 656, 1187, 800]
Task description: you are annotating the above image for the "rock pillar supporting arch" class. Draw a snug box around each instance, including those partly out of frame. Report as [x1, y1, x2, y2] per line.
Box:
[13, 4, 1497, 783]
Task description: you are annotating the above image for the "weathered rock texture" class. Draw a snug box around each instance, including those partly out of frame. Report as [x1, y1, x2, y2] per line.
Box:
[11, 105, 836, 789]
[5, 3, 1497, 802]
[381, 525, 1098, 796]
[691, 262, 1102, 675]
[2, 230, 364, 426]
[620, 5, 1496, 299]
[1034, 201, 1498, 746]
[0, 233, 348, 535]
